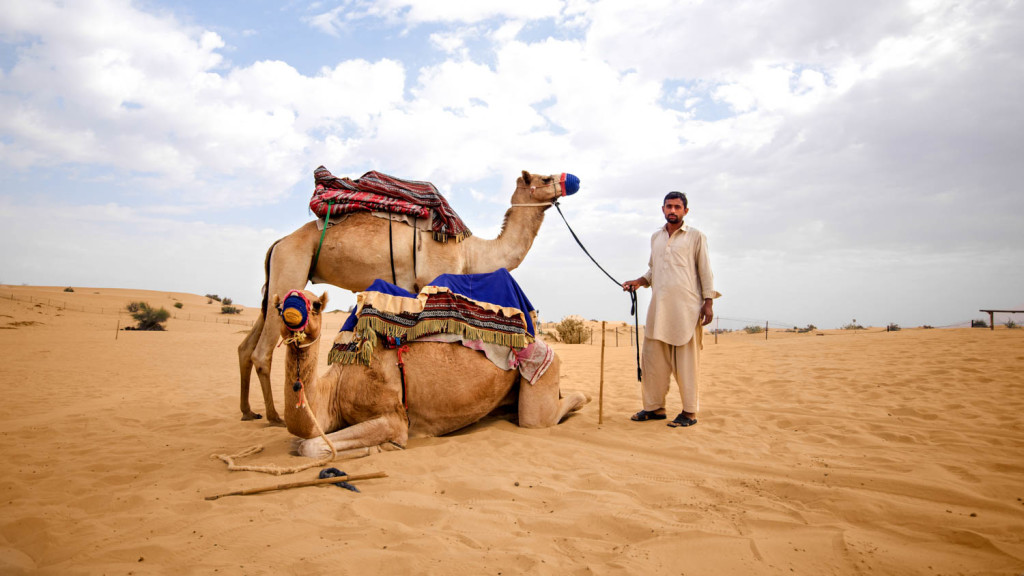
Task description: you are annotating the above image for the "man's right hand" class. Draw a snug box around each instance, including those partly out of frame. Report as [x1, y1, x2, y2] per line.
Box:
[622, 278, 647, 292]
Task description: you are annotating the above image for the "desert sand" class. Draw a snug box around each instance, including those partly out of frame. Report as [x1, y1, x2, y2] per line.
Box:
[1, 285, 1022, 575]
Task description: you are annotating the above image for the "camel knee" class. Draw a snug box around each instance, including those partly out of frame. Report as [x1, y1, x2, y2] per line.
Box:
[296, 415, 407, 458]
[253, 355, 273, 378]
[519, 385, 589, 428]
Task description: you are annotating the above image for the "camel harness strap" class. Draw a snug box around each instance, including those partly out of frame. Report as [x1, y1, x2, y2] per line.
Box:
[395, 343, 411, 424]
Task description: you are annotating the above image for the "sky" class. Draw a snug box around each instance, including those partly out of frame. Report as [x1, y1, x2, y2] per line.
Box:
[1, 0, 1022, 330]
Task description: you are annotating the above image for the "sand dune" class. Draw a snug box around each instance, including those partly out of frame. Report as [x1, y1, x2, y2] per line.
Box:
[1, 285, 1021, 574]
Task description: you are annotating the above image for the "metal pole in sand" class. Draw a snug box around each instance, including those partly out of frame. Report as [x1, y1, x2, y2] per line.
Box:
[599, 321, 606, 425]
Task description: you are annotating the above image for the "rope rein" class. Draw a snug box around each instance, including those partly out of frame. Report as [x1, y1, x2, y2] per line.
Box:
[551, 201, 643, 382]
[507, 190, 643, 381]
[212, 310, 342, 476]
[211, 334, 340, 476]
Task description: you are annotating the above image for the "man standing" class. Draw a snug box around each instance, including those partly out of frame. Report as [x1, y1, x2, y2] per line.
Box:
[622, 191, 720, 428]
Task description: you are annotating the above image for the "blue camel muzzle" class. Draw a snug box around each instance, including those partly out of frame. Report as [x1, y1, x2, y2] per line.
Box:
[560, 173, 580, 196]
[280, 290, 311, 332]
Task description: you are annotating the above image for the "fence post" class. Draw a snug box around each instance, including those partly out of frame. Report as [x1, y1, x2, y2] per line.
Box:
[599, 321, 606, 425]
[765, 321, 769, 340]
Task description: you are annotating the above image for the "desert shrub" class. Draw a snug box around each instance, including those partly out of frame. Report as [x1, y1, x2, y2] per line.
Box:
[971, 319, 988, 328]
[921, 325, 934, 329]
[205, 294, 221, 302]
[221, 305, 242, 315]
[841, 321, 864, 330]
[174, 302, 183, 309]
[1006, 319, 1019, 329]
[126, 302, 169, 331]
[556, 315, 589, 344]
[222, 297, 233, 305]
[64, 286, 74, 292]
[744, 325, 764, 334]
[887, 323, 901, 332]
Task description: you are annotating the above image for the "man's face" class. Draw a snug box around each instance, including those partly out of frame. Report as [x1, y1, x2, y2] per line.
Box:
[662, 198, 688, 224]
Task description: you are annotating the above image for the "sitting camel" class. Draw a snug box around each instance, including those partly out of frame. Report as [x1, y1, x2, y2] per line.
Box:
[240, 170, 578, 423]
[275, 290, 589, 458]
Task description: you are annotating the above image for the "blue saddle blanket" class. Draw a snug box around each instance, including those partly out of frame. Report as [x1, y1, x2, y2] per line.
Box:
[340, 268, 536, 337]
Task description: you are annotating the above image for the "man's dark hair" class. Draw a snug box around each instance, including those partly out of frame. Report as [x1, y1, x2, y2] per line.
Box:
[664, 191, 688, 209]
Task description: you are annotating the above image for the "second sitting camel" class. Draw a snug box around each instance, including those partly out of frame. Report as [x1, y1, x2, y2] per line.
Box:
[275, 290, 589, 458]
[239, 170, 578, 423]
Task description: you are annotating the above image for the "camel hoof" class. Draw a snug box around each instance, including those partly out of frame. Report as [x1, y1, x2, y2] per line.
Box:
[241, 412, 263, 421]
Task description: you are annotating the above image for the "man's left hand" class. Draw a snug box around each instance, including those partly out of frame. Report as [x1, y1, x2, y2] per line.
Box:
[700, 299, 714, 326]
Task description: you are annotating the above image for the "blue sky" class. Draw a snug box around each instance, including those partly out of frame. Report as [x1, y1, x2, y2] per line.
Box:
[2, 0, 1022, 329]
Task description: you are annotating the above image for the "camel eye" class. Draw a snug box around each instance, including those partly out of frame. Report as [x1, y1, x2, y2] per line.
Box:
[312, 301, 322, 313]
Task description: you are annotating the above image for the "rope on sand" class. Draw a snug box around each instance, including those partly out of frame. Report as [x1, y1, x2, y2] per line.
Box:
[210, 444, 339, 475]
[211, 402, 345, 475]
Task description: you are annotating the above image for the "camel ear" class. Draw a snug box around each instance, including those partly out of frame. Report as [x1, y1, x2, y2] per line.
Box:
[314, 291, 328, 312]
[521, 170, 531, 184]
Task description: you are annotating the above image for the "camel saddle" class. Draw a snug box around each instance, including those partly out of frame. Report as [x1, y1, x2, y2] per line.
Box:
[309, 166, 472, 243]
[330, 269, 537, 366]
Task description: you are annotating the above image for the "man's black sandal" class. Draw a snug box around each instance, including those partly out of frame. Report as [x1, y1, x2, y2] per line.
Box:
[668, 413, 698, 427]
[631, 410, 667, 421]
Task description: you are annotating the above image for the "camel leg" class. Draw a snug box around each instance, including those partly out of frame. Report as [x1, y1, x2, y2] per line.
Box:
[518, 356, 590, 428]
[251, 236, 318, 425]
[251, 307, 285, 424]
[296, 415, 409, 459]
[238, 314, 265, 420]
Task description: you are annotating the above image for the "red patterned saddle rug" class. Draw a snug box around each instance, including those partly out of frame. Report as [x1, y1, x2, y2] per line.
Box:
[309, 166, 472, 243]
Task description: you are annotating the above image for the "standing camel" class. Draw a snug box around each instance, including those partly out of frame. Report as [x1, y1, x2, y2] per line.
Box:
[239, 171, 577, 423]
[275, 290, 589, 457]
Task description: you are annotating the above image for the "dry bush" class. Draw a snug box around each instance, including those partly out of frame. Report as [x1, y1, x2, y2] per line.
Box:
[126, 302, 169, 331]
[556, 315, 589, 344]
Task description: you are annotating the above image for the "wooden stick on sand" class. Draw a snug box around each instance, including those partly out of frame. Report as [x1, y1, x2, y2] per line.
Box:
[599, 320, 606, 425]
[205, 471, 387, 500]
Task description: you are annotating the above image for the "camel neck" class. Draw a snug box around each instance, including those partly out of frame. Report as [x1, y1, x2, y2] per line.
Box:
[465, 199, 546, 273]
[283, 339, 327, 433]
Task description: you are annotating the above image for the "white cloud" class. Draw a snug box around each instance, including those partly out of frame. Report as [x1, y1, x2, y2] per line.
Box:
[309, 0, 566, 27]
[430, 31, 468, 55]
[0, 0, 409, 208]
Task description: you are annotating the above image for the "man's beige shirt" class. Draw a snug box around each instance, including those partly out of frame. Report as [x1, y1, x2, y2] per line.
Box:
[642, 223, 721, 346]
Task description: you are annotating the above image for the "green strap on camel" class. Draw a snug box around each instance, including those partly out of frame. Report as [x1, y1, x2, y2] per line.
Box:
[309, 200, 332, 282]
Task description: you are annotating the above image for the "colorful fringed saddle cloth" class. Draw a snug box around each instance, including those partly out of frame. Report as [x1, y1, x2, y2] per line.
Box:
[309, 166, 472, 243]
[330, 269, 536, 367]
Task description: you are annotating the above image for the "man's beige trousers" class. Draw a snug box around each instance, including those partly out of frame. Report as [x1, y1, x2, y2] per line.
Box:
[641, 324, 701, 414]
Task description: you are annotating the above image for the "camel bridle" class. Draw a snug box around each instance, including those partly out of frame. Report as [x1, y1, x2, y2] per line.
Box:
[509, 176, 563, 208]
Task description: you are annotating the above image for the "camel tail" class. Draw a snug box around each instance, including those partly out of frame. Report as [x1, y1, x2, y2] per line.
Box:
[260, 237, 286, 317]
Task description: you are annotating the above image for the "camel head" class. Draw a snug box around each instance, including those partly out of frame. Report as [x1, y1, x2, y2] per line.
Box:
[273, 290, 329, 344]
[514, 171, 581, 206]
